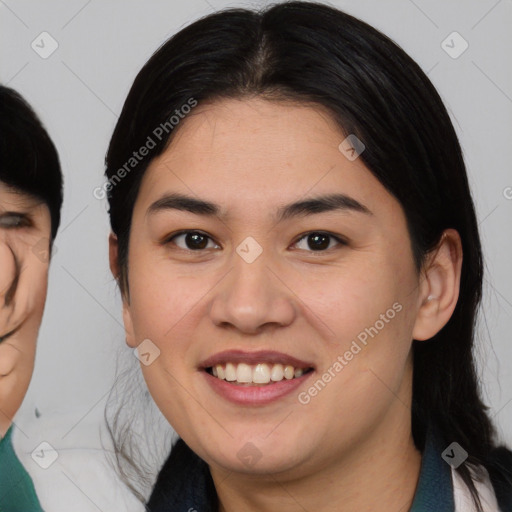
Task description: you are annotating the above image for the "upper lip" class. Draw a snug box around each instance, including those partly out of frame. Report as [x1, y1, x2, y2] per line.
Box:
[199, 350, 315, 370]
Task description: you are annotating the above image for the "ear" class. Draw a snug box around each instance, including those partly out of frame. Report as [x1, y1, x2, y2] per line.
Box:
[109, 232, 137, 348]
[108, 232, 120, 282]
[412, 228, 463, 341]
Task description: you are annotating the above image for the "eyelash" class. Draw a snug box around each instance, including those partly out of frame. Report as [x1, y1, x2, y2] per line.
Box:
[163, 230, 348, 254]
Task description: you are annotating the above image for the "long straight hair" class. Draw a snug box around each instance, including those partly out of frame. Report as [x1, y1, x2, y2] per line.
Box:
[104, 2, 511, 508]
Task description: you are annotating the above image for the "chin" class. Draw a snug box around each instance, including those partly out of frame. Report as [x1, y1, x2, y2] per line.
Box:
[201, 437, 308, 476]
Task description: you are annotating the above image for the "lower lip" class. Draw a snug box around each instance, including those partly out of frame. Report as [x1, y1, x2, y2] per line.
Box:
[202, 370, 314, 406]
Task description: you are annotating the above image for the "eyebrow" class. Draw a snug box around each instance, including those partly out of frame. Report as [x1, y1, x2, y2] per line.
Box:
[146, 192, 372, 222]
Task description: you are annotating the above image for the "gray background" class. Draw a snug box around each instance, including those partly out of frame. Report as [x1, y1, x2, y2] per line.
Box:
[1, 0, 511, 462]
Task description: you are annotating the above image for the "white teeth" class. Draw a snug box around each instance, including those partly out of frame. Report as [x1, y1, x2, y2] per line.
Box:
[215, 364, 225, 380]
[209, 362, 310, 385]
[270, 363, 284, 382]
[236, 363, 252, 383]
[225, 362, 237, 382]
[253, 363, 271, 384]
[284, 365, 294, 380]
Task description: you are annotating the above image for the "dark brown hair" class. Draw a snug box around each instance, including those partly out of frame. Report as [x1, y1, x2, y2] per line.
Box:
[104, 2, 511, 508]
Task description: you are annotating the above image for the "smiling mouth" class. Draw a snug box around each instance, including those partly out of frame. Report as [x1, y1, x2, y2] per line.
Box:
[205, 362, 314, 386]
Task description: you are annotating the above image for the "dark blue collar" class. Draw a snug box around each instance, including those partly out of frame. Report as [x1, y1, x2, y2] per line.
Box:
[147, 424, 455, 512]
[410, 423, 455, 512]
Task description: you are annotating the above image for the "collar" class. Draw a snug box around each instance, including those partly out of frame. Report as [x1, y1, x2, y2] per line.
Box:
[410, 423, 455, 511]
[0, 425, 44, 512]
[147, 423, 455, 512]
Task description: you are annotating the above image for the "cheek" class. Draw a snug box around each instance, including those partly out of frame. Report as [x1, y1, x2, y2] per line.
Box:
[30, 276, 49, 321]
[0, 372, 30, 433]
[127, 253, 210, 351]
[0, 242, 16, 292]
[297, 257, 411, 346]
[297, 256, 417, 407]
[0, 343, 34, 417]
[0, 344, 18, 376]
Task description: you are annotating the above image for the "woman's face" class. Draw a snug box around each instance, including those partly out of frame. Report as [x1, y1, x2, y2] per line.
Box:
[120, 98, 427, 476]
[0, 183, 51, 436]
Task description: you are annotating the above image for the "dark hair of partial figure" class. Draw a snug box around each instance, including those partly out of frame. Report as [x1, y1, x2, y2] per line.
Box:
[0, 85, 63, 241]
[104, 2, 512, 509]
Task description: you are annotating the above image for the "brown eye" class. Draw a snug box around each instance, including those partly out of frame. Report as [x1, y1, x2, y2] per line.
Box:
[293, 231, 347, 252]
[166, 231, 219, 251]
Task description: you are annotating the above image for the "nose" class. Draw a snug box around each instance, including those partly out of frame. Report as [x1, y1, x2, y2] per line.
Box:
[209, 247, 297, 334]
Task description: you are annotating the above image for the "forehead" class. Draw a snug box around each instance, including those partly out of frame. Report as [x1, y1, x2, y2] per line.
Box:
[146, 100, 366, 185]
[0, 181, 45, 209]
[134, 97, 402, 227]
[163, 98, 345, 165]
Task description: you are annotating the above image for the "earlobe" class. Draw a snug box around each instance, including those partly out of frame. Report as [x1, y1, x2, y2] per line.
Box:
[109, 232, 136, 348]
[412, 229, 463, 341]
[122, 302, 137, 348]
